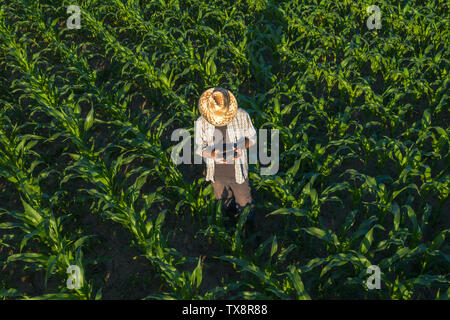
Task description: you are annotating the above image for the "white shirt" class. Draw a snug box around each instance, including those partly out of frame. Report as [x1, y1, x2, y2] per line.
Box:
[194, 108, 257, 184]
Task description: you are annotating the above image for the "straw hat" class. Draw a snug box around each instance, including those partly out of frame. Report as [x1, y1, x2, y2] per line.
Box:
[198, 87, 238, 126]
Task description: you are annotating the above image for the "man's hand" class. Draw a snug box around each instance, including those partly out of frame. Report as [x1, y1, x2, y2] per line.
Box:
[232, 137, 251, 160]
[214, 149, 241, 163]
[202, 149, 224, 162]
[211, 150, 228, 164]
[203, 146, 243, 163]
[233, 147, 242, 159]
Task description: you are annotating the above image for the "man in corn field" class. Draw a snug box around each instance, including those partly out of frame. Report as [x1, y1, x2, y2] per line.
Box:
[195, 87, 257, 236]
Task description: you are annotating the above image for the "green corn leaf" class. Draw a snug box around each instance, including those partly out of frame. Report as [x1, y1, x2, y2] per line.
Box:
[0, 222, 23, 229]
[20, 199, 43, 226]
[302, 227, 339, 247]
[320, 254, 354, 277]
[73, 235, 92, 250]
[430, 230, 449, 250]
[287, 266, 311, 300]
[350, 216, 378, 242]
[404, 205, 421, 236]
[44, 254, 59, 288]
[8, 253, 48, 265]
[266, 207, 308, 217]
[390, 202, 401, 231]
[155, 210, 167, 230]
[20, 229, 40, 252]
[299, 257, 326, 273]
[84, 107, 94, 131]
[408, 274, 449, 287]
[0, 288, 22, 298]
[379, 247, 411, 269]
[218, 255, 276, 288]
[25, 293, 82, 300]
[255, 236, 274, 258]
[277, 244, 296, 264]
[95, 288, 103, 300]
[342, 210, 358, 234]
[190, 257, 203, 290]
[359, 224, 384, 254]
[270, 235, 278, 258]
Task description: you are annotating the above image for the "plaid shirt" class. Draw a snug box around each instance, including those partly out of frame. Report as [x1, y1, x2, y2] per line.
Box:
[195, 108, 257, 184]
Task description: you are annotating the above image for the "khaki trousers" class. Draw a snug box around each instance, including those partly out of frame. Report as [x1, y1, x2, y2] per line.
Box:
[212, 177, 254, 220]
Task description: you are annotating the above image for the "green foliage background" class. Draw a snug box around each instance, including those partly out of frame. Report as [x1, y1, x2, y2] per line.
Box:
[0, 0, 448, 299]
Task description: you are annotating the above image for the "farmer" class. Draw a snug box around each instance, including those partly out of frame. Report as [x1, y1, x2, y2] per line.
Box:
[194, 87, 257, 234]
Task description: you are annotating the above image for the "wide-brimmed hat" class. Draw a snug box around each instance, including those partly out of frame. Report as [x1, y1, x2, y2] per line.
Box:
[198, 87, 238, 126]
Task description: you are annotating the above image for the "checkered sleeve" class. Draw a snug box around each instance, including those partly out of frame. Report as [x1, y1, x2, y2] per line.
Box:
[194, 117, 207, 157]
[243, 110, 257, 146]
